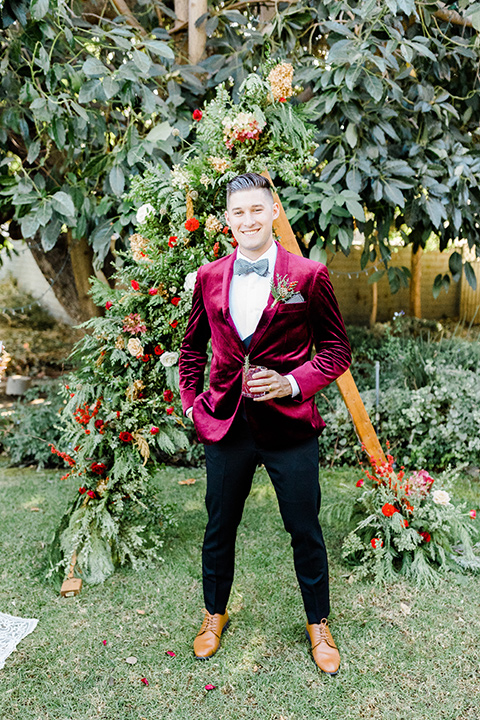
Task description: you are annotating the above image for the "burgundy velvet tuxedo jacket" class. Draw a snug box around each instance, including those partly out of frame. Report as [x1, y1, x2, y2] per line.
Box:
[179, 242, 351, 449]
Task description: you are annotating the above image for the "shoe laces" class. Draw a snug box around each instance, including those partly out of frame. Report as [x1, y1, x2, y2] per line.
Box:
[311, 618, 330, 646]
[201, 612, 219, 634]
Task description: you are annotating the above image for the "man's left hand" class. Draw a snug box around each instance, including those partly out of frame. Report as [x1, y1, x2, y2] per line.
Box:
[247, 369, 292, 401]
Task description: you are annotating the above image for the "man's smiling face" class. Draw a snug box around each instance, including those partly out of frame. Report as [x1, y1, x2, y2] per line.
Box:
[225, 187, 280, 260]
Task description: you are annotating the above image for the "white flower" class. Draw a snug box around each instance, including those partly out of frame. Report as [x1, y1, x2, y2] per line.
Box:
[184, 271, 197, 292]
[127, 338, 144, 357]
[432, 490, 451, 506]
[160, 351, 179, 367]
[136, 203, 155, 224]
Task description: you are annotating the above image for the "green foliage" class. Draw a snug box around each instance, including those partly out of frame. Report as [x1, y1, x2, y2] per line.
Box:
[0, 382, 65, 467]
[318, 325, 480, 470]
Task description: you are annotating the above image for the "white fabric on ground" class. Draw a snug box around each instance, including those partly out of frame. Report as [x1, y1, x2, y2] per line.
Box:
[0, 611, 38, 669]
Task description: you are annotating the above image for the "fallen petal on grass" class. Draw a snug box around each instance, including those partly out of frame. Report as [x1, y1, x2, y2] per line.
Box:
[125, 656, 137, 665]
[204, 684, 216, 691]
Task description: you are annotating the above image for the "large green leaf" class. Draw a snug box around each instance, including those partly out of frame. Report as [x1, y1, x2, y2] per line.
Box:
[51, 191, 75, 218]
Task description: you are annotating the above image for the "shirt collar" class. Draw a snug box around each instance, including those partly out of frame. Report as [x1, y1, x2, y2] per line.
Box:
[236, 241, 277, 273]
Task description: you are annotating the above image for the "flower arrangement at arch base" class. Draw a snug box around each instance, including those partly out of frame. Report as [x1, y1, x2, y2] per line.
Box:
[340, 445, 480, 586]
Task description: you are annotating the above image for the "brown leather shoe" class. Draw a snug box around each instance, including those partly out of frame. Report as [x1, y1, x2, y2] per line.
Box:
[306, 618, 340, 675]
[193, 610, 230, 659]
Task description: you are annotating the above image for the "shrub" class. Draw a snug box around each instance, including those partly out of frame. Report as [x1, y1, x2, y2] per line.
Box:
[0, 383, 66, 467]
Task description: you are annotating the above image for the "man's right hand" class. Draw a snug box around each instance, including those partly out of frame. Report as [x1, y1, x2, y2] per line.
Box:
[186, 407, 194, 421]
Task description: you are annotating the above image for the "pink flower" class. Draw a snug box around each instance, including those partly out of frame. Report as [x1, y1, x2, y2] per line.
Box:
[150, 427, 160, 435]
[148, 288, 158, 296]
[470, 510, 477, 519]
[356, 479, 364, 487]
[141, 677, 149, 686]
[122, 313, 147, 335]
[166, 650, 176, 657]
[102, 640, 107, 646]
[131, 280, 140, 291]
[105, 301, 113, 310]
[204, 684, 216, 691]
[87, 490, 96, 499]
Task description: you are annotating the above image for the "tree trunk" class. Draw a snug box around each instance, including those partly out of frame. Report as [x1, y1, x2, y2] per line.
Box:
[68, 233, 103, 320]
[188, 0, 207, 64]
[26, 233, 85, 323]
[409, 245, 423, 318]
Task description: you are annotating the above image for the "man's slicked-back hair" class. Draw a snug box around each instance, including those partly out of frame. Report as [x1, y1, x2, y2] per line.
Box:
[226, 172, 274, 204]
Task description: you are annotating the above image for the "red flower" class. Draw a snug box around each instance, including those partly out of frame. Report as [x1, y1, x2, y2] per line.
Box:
[184, 217, 200, 232]
[382, 503, 398, 517]
[213, 241, 220, 258]
[141, 677, 149, 686]
[419, 531, 431, 543]
[79, 487, 87, 495]
[116, 411, 121, 419]
[154, 345, 164, 355]
[119, 431, 133, 442]
[470, 510, 477, 519]
[105, 301, 113, 310]
[148, 287, 158, 296]
[171, 297, 181, 306]
[170, 320, 178, 329]
[166, 650, 176, 657]
[222, 226, 229, 235]
[150, 426, 160, 435]
[230, 239, 238, 248]
[401, 518, 409, 528]
[74, 446, 80, 452]
[131, 280, 140, 291]
[94, 419, 103, 429]
[370, 538, 383, 549]
[166, 407, 174, 415]
[204, 684, 216, 691]
[192, 109, 203, 121]
[91, 462, 107, 475]
[163, 389, 174, 402]
[142, 354, 150, 362]
[102, 640, 107, 646]
[87, 490, 96, 499]
[168, 236, 178, 247]
[279, 97, 286, 103]
[356, 479, 364, 487]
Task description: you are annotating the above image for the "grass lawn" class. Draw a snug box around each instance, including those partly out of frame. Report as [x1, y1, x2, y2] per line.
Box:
[0, 460, 479, 720]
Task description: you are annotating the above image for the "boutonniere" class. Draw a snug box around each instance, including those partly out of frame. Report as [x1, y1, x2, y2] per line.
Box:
[270, 273, 299, 308]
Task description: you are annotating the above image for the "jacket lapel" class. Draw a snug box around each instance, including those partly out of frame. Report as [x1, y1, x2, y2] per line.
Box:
[247, 243, 291, 355]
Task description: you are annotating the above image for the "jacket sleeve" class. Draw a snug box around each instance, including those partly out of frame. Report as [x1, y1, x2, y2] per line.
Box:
[179, 267, 211, 414]
[289, 264, 351, 401]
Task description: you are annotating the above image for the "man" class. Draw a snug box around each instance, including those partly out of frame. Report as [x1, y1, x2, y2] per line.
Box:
[179, 172, 351, 675]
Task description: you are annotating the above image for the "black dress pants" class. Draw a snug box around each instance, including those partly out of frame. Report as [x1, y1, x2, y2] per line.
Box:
[202, 414, 330, 624]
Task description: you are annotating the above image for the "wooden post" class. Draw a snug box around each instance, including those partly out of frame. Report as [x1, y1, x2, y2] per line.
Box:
[262, 170, 386, 464]
[60, 552, 82, 597]
[409, 245, 423, 318]
[188, 0, 207, 64]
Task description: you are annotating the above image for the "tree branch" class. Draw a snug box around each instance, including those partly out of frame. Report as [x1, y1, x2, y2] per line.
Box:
[433, 6, 473, 29]
[110, 0, 147, 35]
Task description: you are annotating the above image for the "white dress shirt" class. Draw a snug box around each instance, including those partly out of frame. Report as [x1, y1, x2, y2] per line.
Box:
[229, 243, 299, 397]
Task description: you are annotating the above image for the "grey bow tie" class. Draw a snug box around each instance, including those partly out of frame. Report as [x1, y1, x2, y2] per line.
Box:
[233, 258, 269, 277]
